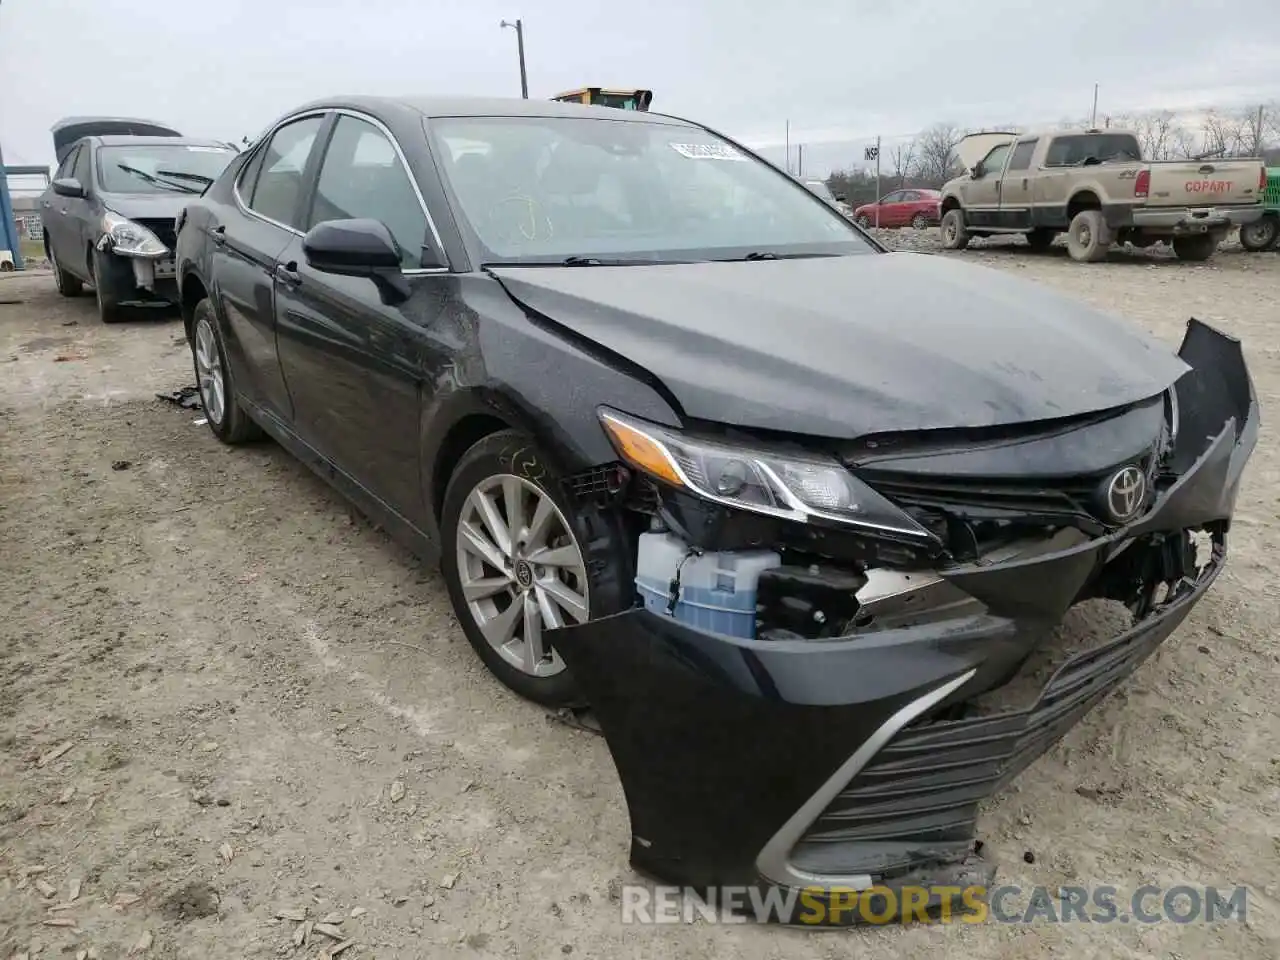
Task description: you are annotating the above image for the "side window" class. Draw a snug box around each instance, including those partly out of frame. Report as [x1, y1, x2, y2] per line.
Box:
[56, 145, 80, 180]
[902, 190, 920, 201]
[72, 145, 93, 187]
[248, 115, 325, 228]
[880, 191, 903, 204]
[980, 144, 1011, 177]
[307, 115, 430, 270]
[237, 145, 267, 205]
[1007, 140, 1038, 172]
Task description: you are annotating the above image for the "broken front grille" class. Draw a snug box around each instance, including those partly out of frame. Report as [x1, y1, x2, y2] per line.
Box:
[787, 559, 1216, 881]
[136, 219, 178, 253]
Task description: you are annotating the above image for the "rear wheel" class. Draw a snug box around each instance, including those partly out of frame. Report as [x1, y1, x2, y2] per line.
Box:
[911, 212, 930, 230]
[439, 430, 631, 707]
[1172, 233, 1219, 262]
[1066, 210, 1110, 262]
[191, 299, 261, 444]
[940, 209, 969, 250]
[49, 247, 83, 297]
[1239, 216, 1279, 252]
[1025, 229, 1055, 252]
[855, 214, 871, 229]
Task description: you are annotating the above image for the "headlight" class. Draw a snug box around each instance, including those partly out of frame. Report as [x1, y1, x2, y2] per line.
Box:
[99, 211, 167, 257]
[598, 408, 933, 540]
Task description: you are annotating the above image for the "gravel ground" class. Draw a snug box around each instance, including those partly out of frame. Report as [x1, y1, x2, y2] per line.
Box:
[2, 241, 1278, 959]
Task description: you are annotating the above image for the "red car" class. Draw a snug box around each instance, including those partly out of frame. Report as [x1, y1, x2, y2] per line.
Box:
[853, 188, 942, 229]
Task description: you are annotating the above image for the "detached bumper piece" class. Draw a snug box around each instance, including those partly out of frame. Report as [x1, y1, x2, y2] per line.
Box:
[549, 319, 1258, 925]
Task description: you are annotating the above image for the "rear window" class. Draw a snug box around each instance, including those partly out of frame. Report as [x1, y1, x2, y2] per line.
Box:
[1044, 134, 1141, 167]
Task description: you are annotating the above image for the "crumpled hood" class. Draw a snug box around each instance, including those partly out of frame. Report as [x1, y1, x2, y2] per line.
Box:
[489, 252, 1188, 439]
[99, 192, 191, 221]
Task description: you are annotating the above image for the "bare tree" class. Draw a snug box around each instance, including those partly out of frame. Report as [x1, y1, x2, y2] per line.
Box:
[1199, 109, 1251, 157]
[915, 123, 965, 187]
[888, 139, 916, 188]
[1124, 110, 1181, 160]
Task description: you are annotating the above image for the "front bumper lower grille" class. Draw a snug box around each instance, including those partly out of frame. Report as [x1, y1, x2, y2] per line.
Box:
[791, 548, 1218, 880]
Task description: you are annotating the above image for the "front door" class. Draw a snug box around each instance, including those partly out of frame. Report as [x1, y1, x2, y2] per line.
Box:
[274, 112, 448, 526]
[998, 139, 1038, 230]
[961, 143, 1011, 229]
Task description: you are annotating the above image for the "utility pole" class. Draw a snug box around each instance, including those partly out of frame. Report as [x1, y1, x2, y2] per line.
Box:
[1255, 104, 1265, 155]
[797, 144, 803, 177]
[1090, 83, 1099, 128]
[784, 120, 790, 174]
[500, 19, 528, 99]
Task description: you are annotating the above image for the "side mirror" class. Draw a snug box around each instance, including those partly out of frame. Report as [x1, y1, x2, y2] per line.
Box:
[303, 218, 420, 304]
[835, 194, 848, 203]
[970, 164, 984, 179]
[52, 178, 85, 199]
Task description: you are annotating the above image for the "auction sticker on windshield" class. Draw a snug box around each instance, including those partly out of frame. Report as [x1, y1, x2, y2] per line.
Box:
[669, 143, 747, 161]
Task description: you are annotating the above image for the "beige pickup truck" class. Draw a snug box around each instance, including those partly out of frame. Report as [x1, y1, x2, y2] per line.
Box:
[939, 129, 1267, 262]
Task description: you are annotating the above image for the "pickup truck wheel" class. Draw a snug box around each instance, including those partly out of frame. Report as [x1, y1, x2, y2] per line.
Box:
[1172, 233, 1219, 262]
[1025, 229, 1055, 251]
[1239, 216, 1278, 252]
[1066, 210, 1110, 262]
[940, 209, 969, 250]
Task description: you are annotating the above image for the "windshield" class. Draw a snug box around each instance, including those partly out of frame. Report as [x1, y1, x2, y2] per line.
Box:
[427, 116, 873, 264]
[96, 144, 236, 194]
[1044, 134, 1142, 167]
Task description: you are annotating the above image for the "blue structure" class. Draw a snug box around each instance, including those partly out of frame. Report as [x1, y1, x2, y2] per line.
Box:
[0, 141, 25, 269]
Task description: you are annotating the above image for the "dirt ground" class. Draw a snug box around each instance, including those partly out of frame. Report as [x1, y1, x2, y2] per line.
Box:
[2, 241, 1278, 960]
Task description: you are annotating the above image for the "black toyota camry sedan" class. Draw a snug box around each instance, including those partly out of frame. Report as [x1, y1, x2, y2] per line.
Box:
[174, 96, 1257, 921]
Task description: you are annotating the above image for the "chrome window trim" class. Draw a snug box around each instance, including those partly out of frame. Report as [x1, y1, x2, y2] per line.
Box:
[232, 106, 450, 275]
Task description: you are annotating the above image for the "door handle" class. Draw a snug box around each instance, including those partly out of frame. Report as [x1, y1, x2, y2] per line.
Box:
[58, 207, 68, 216]
[274, 263, 302, 287]
[42, 201, 51, 209]
[210, 225, 226, 246]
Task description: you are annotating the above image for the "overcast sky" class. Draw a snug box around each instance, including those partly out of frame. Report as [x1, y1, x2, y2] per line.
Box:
[2, 0, 1278, 177]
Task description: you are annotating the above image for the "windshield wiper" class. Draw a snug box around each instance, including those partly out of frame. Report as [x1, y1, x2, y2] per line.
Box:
[115, 163, 201, 194]
[156, 169, 215, 185]
[716, 251, 841, 262]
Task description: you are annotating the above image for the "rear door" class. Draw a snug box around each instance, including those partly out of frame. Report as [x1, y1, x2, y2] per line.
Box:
[211, 113, 328, 422]
[43, 145, 83, 272]
[274, 111, 448, 523]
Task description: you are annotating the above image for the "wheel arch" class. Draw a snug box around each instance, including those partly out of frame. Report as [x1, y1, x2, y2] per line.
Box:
[1066, 190, 1102, 220]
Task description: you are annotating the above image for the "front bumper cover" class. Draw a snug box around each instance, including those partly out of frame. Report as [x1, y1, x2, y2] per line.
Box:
[549, 318, 1258, 923]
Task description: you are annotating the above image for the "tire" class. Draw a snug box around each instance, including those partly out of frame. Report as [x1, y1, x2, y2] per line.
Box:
[855, 214, 871, 229]
[940, 209, 969, 250]
[1025, 229, 1055, 252]
[90, 249, 123, 323]
[1239, 216, 1278, 252]
[1172, 233, 1218, 262]
[911, 212, 930, 230]
[1066, 210, 1110, 262]
[439, 430, 632, 707]
[191, 298, 261, 444]
[49, 247, 83, 297]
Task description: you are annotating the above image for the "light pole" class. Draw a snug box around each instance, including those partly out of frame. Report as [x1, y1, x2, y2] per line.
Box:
[500, 19, 528, 99]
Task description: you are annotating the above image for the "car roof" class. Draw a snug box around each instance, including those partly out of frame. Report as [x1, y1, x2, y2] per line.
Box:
[280, 94, 695, 127]
[92, 135, 234, 149]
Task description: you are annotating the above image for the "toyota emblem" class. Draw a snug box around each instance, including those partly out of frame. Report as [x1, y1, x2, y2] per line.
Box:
[1104, 465, 1147, 523]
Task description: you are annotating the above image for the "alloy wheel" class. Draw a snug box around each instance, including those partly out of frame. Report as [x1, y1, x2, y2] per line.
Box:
[454, 474, 590, 678]
[194, 316, 226, 426]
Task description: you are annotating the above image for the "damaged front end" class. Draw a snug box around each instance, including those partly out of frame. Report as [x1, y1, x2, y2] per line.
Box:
[549, 319, 1258, 923]
[95, 211, 179, 305]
